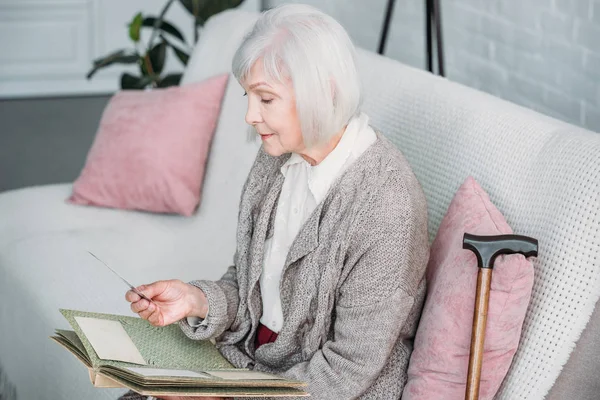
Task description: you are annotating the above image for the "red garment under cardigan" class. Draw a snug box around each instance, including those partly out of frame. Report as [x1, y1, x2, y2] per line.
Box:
[255, 323, 278, 349]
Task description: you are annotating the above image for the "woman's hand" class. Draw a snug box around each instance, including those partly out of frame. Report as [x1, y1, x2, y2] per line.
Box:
[126, 279, 208, 327]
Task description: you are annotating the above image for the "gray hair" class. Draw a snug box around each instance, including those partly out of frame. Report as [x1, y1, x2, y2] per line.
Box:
[232, 4, 362, 148]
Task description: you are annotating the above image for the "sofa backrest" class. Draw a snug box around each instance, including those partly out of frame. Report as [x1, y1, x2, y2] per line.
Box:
[357, 52, 600, 399]
[184, 9, 600, 400]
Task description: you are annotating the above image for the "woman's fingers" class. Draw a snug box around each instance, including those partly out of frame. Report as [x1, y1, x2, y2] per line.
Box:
[136, 281, 168, 301]
[137, 301, 156, 320]
[126, 280, 189, 326]
[130, 299, 150, 314]
[131, 300, 162, 325]
[125, 289, 140, 303]
[125, 281, 168, 304]
[137, 302, 165, 326]
[147, 306, 165, 326]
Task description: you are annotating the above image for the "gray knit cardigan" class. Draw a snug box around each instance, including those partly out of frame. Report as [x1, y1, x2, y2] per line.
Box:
[119, 132, 429, 400]
[179, 131, 430, 399]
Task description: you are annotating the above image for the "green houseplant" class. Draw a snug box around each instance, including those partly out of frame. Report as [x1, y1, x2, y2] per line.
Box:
[87, 0, 245, 89]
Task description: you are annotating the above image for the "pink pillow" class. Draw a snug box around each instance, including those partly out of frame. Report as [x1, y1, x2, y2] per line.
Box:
[68, 73, 229, 216]
[403, 176, 534, 400]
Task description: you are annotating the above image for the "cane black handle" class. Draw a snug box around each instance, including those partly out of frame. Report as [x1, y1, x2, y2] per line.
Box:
[463, 233, 539, 269]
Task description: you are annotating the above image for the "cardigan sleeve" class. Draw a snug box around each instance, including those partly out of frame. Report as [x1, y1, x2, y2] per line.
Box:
[178, 263, 241, 340]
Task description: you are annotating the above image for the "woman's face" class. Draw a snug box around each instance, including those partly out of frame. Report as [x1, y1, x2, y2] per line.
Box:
[242, 59, 305, 157]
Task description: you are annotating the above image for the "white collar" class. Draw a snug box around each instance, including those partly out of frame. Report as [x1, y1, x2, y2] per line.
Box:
[281, 113, 370, 203]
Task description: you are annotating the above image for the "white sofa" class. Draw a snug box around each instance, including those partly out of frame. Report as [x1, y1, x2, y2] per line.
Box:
[1, 9, 599, 400]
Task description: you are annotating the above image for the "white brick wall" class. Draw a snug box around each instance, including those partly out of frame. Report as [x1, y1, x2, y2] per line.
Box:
[267, 0, 600, 133]
[438, 0, 600, 132]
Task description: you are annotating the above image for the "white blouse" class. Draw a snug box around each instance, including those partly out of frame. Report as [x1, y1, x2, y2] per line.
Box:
[260, 112, 377, 332]
[189, 113, 377, 332]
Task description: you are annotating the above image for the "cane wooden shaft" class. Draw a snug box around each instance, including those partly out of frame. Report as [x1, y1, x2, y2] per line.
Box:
[465, 268, 493, 400]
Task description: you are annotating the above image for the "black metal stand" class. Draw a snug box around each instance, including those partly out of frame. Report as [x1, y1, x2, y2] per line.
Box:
[378, 0, 445, 77]
[425, 0, 445, 76]
[261, 0, 445, 77]
[377, 0, 396, 55]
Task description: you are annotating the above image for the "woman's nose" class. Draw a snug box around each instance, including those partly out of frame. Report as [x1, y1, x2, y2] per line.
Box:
[245, 98, 262, 126]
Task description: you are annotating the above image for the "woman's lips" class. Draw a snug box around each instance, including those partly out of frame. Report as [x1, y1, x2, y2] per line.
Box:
[260, 134, 274, 140]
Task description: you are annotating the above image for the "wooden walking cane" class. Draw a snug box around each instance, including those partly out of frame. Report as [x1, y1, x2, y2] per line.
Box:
[462, 233, 538, 400]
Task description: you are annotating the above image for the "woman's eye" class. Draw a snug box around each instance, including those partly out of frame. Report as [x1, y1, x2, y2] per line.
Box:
[243, 91, 247, 97]
[261, 99, 273, 104]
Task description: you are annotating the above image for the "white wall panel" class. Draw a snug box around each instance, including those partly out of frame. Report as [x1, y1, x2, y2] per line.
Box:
[0, 0, 259, 98]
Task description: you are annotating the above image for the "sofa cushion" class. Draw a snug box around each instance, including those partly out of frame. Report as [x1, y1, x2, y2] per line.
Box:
[0, 68, 259, 400]
[69, 73, 229, 216]
[403, 176, 534, 400]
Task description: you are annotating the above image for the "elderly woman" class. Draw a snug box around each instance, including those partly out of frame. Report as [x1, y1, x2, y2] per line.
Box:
[121, 4, 429, 400]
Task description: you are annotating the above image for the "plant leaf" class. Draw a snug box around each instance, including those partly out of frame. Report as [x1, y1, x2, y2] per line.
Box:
[172, 45, 189, 66]
[178, 0, 244, 26]
[87, 50, 139, 79]
[197, 0, 244, 24]
[128, 12, 144, 42]
[178, 0, 203, 17]
[158, 73, 183, 88]
[140, 56, 150, 77]
[121, 73, 152, 90]
[142, 17, 186, 43]
[161, 35, 190, 66]
[148, 40, 167, 74]
[92, 49, 123, 67]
